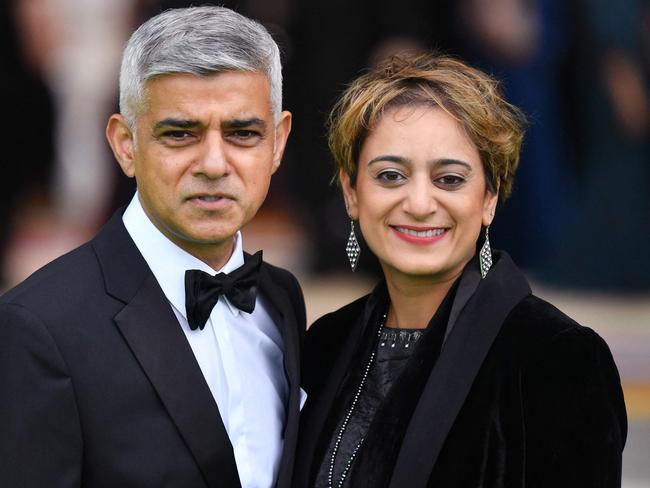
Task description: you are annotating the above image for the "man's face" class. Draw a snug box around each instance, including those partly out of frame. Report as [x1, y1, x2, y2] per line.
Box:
[107, 71, 291, 267]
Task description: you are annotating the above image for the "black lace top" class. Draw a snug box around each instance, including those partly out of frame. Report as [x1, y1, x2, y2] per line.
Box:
[314, 328, 424, 487]
[311, 279, 458, 488]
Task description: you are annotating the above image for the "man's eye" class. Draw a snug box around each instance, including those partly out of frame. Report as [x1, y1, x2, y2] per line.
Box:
[158, 130, 196, 146]
[232, 130, 260, 139]
[163, 130, 192, 139]
[227, 130, 263, 146]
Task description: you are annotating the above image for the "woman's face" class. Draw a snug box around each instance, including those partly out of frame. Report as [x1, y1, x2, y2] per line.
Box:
[341, 105, 497, 285]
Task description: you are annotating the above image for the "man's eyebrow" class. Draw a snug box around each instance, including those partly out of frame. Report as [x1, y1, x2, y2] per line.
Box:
[223, 117, 267, 130]
[153, 118, 201, 131]
[367, 155, 410, 165]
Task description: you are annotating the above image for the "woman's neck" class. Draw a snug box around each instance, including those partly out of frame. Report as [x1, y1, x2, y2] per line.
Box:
[384, 271, 460, 329]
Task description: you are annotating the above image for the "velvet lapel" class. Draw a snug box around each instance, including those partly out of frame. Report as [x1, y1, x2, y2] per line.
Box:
[298, 285, 386, 482]
[92, 211, 241, 488]
[257, 263, 301, 488]
[389, 252, 531, 487]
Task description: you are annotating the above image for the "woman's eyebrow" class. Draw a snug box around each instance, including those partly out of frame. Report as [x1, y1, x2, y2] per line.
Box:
[433, 158, 473, 170]
[367, 155, 411, 166]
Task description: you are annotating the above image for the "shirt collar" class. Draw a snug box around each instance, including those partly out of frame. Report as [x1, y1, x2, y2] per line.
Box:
[122, 192, 246, 318]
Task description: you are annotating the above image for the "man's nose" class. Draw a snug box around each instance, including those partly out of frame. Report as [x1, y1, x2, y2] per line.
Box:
[193, 132, 230, 179]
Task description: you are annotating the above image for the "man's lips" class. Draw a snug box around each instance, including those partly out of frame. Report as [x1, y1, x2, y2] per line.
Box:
[186, 193, 235, 208]
[187, 191, 235, 200]
[391, 225, 449, 244]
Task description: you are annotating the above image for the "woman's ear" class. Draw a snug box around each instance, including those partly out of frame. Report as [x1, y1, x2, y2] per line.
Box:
[106, 114, 136, 178]
[482, 186, 499, 227]
[340, 170, 359, 219]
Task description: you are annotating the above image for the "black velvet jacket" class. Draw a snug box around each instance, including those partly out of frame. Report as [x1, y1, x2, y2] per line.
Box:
[294, 252, 627, 487]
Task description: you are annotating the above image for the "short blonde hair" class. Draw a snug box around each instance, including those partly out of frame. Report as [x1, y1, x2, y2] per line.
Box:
[329, 52, 526, 200]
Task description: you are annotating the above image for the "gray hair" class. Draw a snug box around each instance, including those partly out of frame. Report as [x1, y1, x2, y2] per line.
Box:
[119, 6, 283, 128]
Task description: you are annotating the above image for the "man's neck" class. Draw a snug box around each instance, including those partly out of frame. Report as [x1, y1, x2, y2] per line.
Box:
[180, 238, 236, 272]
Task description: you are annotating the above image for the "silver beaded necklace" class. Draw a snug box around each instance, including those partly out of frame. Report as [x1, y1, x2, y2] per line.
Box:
[327, 312, 387, 488]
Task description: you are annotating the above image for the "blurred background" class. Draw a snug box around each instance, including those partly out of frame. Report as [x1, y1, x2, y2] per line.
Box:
[1, 0, 649, 485]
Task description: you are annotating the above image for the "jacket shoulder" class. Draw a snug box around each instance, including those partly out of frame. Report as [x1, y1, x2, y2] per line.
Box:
[1, 242, 100, 309]
[503, 294, 590, 351]
[261, 260, 300, 289]
[261, 261, 306, 330]
[508, 294, 579, 330]
[503, 295, 623, 387]
[308, 294, 368, 338]
[303, 295, 369, 390]
[507, 297, 627, 480]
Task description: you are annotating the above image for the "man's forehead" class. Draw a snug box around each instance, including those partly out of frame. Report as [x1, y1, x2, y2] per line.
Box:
[144, 70, 271, 95]
[139, 71, 273, 123]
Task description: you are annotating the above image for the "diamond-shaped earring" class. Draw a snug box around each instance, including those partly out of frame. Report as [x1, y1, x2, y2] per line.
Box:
[346, 220, 361, 272]
[479, 226, 492, 279]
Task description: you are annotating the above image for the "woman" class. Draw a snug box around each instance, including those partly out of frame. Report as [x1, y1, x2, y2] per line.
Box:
[294, 53, 626, 488]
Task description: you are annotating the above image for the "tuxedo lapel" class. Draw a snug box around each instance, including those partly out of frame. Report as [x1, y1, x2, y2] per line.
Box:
[257, 264, 301, 488]
[389, 253, 531, 487]
[93, 211, 241, 488]
[115, 277, 240, 488]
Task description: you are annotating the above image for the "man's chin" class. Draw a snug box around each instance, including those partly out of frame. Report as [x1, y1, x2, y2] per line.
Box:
[167, 228, 237, 249]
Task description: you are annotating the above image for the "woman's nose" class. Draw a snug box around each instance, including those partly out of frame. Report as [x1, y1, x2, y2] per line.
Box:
[402, 178, 437, 218]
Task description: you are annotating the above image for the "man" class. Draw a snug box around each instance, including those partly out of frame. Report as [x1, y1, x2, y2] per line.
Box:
[0, 6, 305, 488]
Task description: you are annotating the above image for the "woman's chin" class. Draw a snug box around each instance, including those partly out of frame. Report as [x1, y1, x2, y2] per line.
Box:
[381, 260, 465, 284]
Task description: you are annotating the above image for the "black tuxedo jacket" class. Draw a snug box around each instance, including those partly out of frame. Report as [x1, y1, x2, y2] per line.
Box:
[0, 211, 306, 488]
[294, 252, 627, 487]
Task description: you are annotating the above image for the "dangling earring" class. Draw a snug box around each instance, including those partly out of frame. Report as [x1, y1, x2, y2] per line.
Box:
[346, 220, 361, 272]
[479, 226, 492, 278]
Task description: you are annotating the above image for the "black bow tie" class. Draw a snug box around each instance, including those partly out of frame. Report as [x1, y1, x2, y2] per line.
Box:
[184, 251, 263, 331]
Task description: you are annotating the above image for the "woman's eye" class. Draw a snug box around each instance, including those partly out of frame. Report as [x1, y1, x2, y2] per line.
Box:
[435, 174, 465, 187]
[377, 170, 405, 182]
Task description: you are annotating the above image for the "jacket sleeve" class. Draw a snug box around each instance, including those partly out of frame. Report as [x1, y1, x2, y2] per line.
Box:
[523, 325, 627, 487]
[0, 303, 83, 487]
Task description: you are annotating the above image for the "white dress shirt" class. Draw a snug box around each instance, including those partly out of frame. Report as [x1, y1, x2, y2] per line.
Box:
[123, 193, 288, 488]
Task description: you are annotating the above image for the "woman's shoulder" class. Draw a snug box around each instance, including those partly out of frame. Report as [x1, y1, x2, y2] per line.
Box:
[302, 294, 370, 391]
[503, 294, 617, 370]
[508, 294, 580, 334]
[507, 295, 627, 456]
[306, 294, 370, 358]
[308, 294, 369, 335]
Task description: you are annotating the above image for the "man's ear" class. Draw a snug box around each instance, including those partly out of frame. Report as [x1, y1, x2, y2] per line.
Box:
[340, 170, 359, 220]
[271, 110, 292, 174]
[106, 114, 136, 178]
